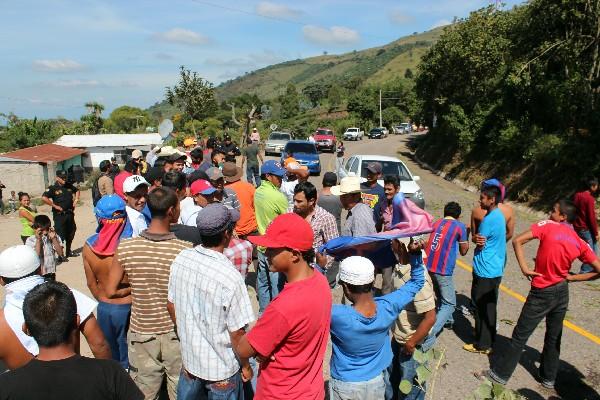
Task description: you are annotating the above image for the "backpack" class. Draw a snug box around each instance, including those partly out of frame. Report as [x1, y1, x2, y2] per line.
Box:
[91, 176, 102, 206]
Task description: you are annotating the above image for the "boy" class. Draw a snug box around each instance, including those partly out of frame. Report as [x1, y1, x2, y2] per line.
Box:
[26, 215, 64, 279]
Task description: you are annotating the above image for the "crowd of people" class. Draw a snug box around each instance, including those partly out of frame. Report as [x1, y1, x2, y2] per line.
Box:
[0, 132, 599, 400]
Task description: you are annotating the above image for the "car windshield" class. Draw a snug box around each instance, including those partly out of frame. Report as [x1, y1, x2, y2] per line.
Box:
[317, 129, 333, 135]
[286, 142, 317, 154]
[268, 132, 291, 141]
[360, 160, 412, 181]
[370, 128, 382, 132]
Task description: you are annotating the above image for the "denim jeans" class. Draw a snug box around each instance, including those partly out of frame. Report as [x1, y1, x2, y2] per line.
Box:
[422, 273, 456, 350]
[490, 280, 569, 385]
[390, 340, 426, 400]
[246, 165, 261, 187]
[96, 301, 131, 369]
[576, 230, 597, 273]
[329, 372, 387, 400]
[256, 250, 285, 314]
[178, 369, 243, 400]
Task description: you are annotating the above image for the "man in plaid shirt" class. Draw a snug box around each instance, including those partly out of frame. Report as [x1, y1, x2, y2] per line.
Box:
[224, 238, 253, 278]
[293, 181, 339, 273]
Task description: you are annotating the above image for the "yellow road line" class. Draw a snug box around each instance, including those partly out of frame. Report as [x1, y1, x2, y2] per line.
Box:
[455, 259, 600, 345]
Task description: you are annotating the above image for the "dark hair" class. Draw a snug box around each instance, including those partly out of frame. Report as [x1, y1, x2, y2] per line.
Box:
[190, 148, 203, 161]
[99, 160, 111, 173]
[582, 176, 599, 190]
[343, 282, 374, 294]
[187, 169, 210, 185]
[206, 137, 217, 150]
[154, 157, 172, 170]
[144, 167, 164, 185]
[294, 181, 317, 202]
[300, 248, 315, 264]
[200, 227, 233, 248]
[32, 214, 52, 230]
[23, 281, 77, 347]
[383, 175, 399, 188]
[211, 148, 226, 160]
[147, 187, 178, 218]
[246, 137, 253, 145]
[557, 199, 577, 223]
[322, 172, 337, 187]
[18, 192, 30, 201]
[162, 171, 187, 191]
[124, 160, 138, 174]
[443, 202, 462, 219]
[481, 186, 501, 204]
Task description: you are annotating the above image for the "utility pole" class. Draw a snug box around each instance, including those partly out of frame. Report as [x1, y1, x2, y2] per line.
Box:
[379, 89, 383, 127]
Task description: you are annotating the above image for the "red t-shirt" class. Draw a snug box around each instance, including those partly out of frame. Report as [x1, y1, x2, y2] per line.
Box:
[530, 220, 597, 288]
[247, 271, 332, 399]
[113, 171, 132, 200]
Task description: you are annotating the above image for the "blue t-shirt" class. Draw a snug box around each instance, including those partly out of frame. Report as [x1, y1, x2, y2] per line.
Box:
[473, 208, 507, 278]
[330, 255, 424, 382]
[361, 183, 385, 227]
[426, 218, 468, 276]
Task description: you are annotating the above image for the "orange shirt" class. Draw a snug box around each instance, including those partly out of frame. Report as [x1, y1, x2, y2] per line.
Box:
[227, 180, 258, 236]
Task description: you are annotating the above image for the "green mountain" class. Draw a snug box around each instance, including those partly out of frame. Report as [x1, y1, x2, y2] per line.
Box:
[215, 27, 444, 101]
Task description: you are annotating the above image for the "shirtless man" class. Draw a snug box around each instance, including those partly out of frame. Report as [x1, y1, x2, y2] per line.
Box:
[0, 245, 110, 370]
[82, 194, 132, 369]
[471, 179, 515, 242]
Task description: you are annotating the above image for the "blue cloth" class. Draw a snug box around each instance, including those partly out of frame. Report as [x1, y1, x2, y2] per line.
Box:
[576, 230, 597, 273]
[177, 369, 242, 400]
[473, 208, 506, 278]
[422, 274, 455, 350]
[330, 254, 425, 382]
[96, 302, 131, 369]
[426, 218, 467, 276]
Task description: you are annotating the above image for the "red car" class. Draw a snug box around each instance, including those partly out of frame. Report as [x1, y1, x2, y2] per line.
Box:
[314, 128, 336, 152]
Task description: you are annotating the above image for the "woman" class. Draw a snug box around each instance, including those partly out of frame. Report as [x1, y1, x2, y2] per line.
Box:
[18, 192, 36, 244]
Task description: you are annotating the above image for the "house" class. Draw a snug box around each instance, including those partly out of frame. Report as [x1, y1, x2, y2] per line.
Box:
[0, 144, 86, 196]
[54, 133, 165, 169]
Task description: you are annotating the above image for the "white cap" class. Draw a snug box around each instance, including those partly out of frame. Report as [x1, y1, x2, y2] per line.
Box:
[0, 245, 41, 279]
[123, 175, 149, 194]
[339, 256, 375, 285]
[131, 149, 143, 159]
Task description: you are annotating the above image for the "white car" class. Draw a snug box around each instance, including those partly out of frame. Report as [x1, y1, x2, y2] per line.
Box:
[338, 154, 425, 208]
[343, 127, 364, 141]
[264, 131, 292, 156]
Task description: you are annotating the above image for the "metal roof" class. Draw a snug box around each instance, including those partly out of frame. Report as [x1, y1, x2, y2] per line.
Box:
[0, 156, 33, 163]
[0, 144, 85, 163]
[55, 133, 164, 148]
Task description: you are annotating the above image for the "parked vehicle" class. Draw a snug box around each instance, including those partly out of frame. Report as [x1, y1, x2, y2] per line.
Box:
[343, 127, 364, 141]
[368, 127, 386, 139]
[338, 154, 425, 209]
[265, 131, 292, 156]
[400, 122, 412, 134]
[393, 125, 404, 134]
[378, 127, 389, 137]
[280, 141, 321, 175]
[314, 128, 336, 152]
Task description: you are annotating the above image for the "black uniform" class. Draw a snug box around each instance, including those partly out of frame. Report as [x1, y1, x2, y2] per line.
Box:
[220, 142, 241, 163]
[43, 182, 78, 255]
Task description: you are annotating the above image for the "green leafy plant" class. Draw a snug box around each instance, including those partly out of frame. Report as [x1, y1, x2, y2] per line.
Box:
[466, 380, 525, 400]
[399, 347, 446, 399]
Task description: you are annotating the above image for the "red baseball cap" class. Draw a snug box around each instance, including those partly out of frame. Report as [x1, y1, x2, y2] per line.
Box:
[249, 213, 313, 251]
[190, 179, 217, 196]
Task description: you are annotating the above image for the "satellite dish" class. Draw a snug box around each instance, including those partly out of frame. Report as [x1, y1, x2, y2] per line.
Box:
[270, 123, 278, 131]
[158, 119, 174, 139]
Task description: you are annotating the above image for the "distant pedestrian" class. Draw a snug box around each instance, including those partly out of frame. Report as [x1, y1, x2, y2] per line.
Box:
[17, 192, 36, 244]
[7, 191, 17, 213]
[318, 172, 343, 234]
[484, 199, 600, 389]
[42, 170, 79, 258]
[26, 215, 64, 281]
[335, 141, 345, 173]
[573, 176, 599, 273]
[360, 162, 385, 231]
[241, 137, 263, 187]
[222, 161, 258, 237]
[96, 160, 115, 199]
[250, 127, 260, 142]
[0, 180, 5, 213]
[206, 167, 240, 211]
[220, 134, 241, 163]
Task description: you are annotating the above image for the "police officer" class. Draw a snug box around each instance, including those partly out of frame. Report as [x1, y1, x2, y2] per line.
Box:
[220, 134, 241, 163]
[42, 170, 79, 258]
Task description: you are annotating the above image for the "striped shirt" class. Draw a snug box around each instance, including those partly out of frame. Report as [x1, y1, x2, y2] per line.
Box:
[168, 246, 254, 381]
[425, 217, 468, 276]
[343, 202, 376, 237]
[117, 231, 192, 334]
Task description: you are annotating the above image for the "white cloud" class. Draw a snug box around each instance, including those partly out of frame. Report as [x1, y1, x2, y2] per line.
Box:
[430, 19, 452, 29]
[302, 25, 360, 45]
[155, 52, 175, 60]
[389, 10, 414, 24]
[32, 59, 85, 72]
[256, 2, 303, 19]
[41, 79, 103, 88]
[153, 28, 209, 46]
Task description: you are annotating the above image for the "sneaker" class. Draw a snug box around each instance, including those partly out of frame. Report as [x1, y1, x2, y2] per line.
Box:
[463, 344, 492, 355]
[540, 380, 555, 390]
[460, 305, 474, 317]
[444, 321, 454, 329]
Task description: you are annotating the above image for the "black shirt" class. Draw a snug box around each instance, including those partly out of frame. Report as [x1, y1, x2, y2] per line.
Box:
[219, 142, 241, 162]
[0, 355, 143, 400]
[43, 183, 78, 213]
[170, 224, 202, 246]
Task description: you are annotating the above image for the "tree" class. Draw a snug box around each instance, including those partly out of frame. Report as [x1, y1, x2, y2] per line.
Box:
[106, 106, 148, 133]
[327, 85, 343, 112]
[347, 89, 376, 121]
[81, 101, 105, 134]
[404, 68, 414, 79]
[165, 66, 217, 132]
[279, 83, 299, 119]
[302, 82, 330, 105]
[382, 106, 405, 126]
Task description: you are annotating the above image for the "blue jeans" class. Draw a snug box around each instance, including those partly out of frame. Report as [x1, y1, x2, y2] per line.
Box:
[256, 251, 285, 314]
[391, 340, 426, 400]
[576, 230, 597, 273]
[422, 273, 456, 350]
[96, 301, 131, 369]
[329, 372, 387, 400]
[178, 369, 243, 400]
[246, 165, 261, 187]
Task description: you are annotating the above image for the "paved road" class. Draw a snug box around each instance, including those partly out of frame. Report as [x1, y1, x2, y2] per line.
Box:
[265, 134, 600, 399]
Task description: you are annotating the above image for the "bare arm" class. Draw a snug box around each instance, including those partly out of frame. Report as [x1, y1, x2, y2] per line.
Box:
[105, 250, 126, 298]
[167, 300, 176, 326]
[505, 206, 515, 241]
[79, 315, 111, 359]
[567, 260, 600, 282]
[403, 309, 436, 355]
[470, 209, 478, 244]
[512, 230, 542, 279]
[82, 254, 101, 300]
[459, 241, 469, 256]
[232, 333, 257, 359]
[230, 328, 253, 382]
[18, 209, 34, 224]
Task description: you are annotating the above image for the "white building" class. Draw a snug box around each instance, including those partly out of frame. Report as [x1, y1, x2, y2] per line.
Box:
[55, 133, 164, 169]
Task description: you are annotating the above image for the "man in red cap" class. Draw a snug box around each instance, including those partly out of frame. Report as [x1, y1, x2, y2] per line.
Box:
[233, 213, 332, 400]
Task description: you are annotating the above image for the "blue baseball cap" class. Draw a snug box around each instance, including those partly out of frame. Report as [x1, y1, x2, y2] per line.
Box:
[94, 194, 126, 220]
[261, 160, 286, 177]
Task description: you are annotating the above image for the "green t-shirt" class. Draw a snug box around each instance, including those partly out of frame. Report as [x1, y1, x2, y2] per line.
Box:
[243, 144, 260, 167]
[254, 180, 288, 234]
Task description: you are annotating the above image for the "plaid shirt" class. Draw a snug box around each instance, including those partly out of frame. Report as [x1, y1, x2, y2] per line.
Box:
[308, 206, 339, 269]
[224, 238, 253, 278]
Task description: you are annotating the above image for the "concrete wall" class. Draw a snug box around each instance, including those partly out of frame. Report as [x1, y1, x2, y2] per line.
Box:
[83, 146, 153, 168]
[57, 155, 82, 171]
[0, 162, 48, 197]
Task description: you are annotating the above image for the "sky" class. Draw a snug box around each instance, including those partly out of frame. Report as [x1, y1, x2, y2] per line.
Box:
[0, 0, 523, 120]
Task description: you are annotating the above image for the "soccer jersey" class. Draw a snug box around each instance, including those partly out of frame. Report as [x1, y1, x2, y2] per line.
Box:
[426, 217, 467, 276]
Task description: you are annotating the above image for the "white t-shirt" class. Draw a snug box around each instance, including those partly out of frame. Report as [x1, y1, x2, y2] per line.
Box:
[126, 206, 148, 237]
[280, 179, 298, 210]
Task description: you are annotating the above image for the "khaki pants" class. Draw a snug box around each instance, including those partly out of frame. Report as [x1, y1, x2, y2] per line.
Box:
[128, 330, 182, 400]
